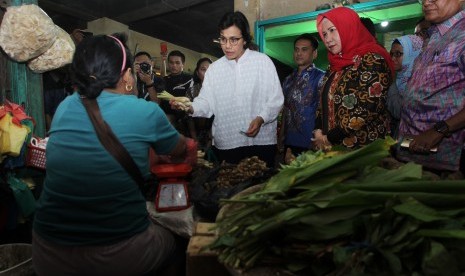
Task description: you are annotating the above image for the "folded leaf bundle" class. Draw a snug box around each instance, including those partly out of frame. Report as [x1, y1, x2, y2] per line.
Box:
[209, 138, 465, 275]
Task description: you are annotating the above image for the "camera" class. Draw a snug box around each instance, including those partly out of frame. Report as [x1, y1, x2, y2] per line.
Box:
[139, 62, 152, 74]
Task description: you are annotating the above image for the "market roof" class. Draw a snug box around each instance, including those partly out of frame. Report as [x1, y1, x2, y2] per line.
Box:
[38, 0, 233, 58]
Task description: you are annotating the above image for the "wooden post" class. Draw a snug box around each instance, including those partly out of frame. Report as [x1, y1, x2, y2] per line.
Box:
[6, 0, 46, 138]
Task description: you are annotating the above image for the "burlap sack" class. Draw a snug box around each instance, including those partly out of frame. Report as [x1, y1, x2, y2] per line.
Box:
[28, 26, 75, 73]
[0, 4, 57, 62]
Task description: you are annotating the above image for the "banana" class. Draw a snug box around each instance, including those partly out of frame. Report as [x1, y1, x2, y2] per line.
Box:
[157, 91, 192, 111]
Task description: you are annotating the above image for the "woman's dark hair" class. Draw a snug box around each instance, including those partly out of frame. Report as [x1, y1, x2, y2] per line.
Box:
[193, 57, 212, 84]
[71, 32, 133, 99]
[218, 11, 251, 49]
[392, 39, 401, 46]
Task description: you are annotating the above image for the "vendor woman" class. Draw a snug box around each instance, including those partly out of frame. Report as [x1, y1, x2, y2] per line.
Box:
[32, 33, 187, 275]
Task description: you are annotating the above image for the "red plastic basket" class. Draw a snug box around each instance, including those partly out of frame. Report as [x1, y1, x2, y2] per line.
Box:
[26, 144, 46, 169]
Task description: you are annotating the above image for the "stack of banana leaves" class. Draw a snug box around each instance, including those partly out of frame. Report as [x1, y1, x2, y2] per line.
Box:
[209, 138, 465, 275]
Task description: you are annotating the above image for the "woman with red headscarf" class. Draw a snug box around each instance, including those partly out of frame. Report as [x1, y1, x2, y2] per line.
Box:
[312, 7, 394, 150]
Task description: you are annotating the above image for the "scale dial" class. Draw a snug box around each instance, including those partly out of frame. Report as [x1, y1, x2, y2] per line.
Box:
[156, 182, 189, 211]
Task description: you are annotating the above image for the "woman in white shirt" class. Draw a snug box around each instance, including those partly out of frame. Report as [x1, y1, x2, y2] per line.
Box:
[175, 11, 283, 168]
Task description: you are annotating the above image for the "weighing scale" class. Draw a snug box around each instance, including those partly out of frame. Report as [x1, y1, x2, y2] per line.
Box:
[152, 163, 192, 212]
[150, 138, 197, 212]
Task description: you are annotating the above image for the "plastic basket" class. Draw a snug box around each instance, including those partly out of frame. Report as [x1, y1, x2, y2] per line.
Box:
[26, 144, 46, 169]
[0, 243, 33, 276]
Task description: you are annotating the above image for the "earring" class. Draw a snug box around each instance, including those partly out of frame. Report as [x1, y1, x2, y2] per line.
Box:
[125, 83, 133, 92]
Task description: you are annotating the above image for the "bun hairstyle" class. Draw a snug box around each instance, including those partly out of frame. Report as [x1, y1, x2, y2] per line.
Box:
[71, 33, 133, 99]
[218, 11, 251, 50]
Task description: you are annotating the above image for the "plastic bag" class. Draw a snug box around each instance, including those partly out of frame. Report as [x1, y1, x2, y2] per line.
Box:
[146, 202, 193, 238]
[0, 100, 34, 124]
[0, 113, 28, 157]
[0, 115, 11, 158]
[3, 142, 27, 169]
[8, 174, 35, 217]
[0, 4, 57, 62]
[0, 101, 34, 160]
[28, 26, 75, 73]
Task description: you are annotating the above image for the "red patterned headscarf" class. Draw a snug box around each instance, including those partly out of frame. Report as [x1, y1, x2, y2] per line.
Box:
[317, 7, 394, 76]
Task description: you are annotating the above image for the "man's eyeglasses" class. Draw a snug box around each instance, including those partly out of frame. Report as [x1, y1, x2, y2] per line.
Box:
[218, 36, 243, 46]
[390, 51, 404, 58]
[418, 0, 437, 4]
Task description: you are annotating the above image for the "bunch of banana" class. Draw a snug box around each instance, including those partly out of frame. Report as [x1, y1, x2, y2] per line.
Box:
[157, 90, 192, 111]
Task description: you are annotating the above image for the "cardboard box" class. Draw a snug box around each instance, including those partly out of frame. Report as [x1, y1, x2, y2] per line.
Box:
[193, 222, 217, 236]
[186, 222, 230, 276]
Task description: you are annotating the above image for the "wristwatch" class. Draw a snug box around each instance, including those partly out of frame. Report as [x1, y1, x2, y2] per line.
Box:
[433, 120, 451, 137]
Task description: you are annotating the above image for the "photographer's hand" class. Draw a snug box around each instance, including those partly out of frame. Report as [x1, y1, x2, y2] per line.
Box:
[135, 70, 157, 103]
[138, 71, 153, 86]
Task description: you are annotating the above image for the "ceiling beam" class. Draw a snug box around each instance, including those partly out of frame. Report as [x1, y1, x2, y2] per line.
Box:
[39, 0, 100, 21]
[114, 0, 210, 23]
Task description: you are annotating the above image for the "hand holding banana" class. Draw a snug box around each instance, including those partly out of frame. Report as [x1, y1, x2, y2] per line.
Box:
[157, 91, 192, 112]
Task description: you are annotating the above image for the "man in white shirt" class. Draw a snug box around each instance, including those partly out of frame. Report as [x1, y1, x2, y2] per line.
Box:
[176, 11, 283, 168]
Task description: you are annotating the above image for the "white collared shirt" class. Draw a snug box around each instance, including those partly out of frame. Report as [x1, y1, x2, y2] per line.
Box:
[192, 49, 284, 149]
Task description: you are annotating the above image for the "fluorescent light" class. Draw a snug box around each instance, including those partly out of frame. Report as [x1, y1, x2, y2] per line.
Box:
[381, 21, 389, 27]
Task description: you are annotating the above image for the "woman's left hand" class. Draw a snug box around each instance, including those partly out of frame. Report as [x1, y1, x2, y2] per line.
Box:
[312, 129, 332, 151]
[244, 116, 264, 137]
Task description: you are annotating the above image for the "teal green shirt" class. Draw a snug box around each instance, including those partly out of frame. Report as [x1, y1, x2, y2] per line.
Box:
[34, 91, 179, 245]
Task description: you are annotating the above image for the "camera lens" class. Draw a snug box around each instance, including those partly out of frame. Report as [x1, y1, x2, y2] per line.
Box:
[139, 63, 151, 74]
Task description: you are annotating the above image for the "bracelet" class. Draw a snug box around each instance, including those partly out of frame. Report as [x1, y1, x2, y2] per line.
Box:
[145, 82, 155, 88]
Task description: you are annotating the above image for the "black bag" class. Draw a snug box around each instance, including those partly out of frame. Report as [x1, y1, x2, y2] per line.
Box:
[189, 165, 274, 222]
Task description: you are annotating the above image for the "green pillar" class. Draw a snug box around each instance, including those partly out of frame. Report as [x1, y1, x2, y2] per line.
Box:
[7, 0, 46, 138]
